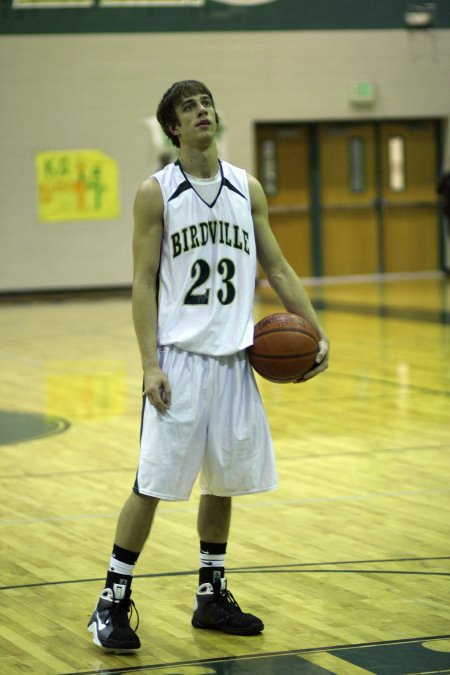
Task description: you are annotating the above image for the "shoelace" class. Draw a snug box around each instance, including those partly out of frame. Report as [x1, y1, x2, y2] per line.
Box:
[216, 588, 242, 615]
[111, 597, 140, 631]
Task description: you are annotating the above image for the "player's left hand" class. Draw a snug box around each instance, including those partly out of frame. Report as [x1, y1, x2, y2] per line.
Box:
[295, 336, 329, 383]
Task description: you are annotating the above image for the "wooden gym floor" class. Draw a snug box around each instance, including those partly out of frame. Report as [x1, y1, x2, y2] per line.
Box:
[0, 274, 449, 675]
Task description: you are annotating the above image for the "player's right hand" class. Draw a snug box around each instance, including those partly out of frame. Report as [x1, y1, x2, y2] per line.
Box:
[143, 366, 172, 413]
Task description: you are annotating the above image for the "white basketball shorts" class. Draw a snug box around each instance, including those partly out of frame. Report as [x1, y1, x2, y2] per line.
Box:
[134, 346, 278, 501]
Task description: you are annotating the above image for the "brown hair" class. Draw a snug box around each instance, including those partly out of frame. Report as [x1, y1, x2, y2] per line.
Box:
[156, 80, 220, 148]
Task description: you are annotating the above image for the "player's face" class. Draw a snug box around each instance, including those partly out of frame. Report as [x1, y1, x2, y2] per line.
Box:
[172, 93, 217, 148]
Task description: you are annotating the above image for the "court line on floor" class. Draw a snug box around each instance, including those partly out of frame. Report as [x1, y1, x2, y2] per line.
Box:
[329, 371, 449, 397]
[0, 441, 448, 481]
[1, 485, 449, 527]
[61, 633, 450, 675]
[313, 299, 450, 324]
[1, 555, 449, 591]
[277, 442, 449, 461]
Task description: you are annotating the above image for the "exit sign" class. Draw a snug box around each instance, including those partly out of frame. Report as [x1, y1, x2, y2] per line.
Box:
[349, 81, 376, 105]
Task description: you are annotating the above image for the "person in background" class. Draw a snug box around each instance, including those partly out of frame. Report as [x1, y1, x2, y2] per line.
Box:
[437, 169, 450, 273]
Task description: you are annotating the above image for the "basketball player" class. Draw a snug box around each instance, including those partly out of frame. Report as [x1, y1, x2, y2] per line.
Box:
[438, 169, 450, 273]
[87, 80, 329, 651]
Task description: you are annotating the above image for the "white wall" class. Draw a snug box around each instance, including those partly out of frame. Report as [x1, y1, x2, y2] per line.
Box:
[1, 29, 449, 291]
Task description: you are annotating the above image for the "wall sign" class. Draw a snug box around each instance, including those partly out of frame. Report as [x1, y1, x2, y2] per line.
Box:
[36, 149, 120, 223]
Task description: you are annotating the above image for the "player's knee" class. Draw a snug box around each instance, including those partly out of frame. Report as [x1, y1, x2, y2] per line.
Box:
[132, 491, 160, 511]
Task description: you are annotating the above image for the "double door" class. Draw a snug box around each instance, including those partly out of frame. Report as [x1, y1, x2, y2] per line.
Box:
[256, 120, 441, 276]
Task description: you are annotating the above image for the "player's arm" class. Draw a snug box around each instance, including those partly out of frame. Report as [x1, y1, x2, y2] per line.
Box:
[249, 173, 329, 379]
[132, 177, 171, 411]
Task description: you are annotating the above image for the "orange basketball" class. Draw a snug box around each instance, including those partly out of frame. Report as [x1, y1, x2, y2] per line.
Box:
[248, 312, 320, 383]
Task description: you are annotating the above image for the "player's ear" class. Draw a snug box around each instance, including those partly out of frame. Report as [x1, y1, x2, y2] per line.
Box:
[168, 114, 181, 139]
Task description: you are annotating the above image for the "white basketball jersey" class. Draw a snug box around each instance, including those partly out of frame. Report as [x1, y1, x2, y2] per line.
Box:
[153, 159, 256, 356]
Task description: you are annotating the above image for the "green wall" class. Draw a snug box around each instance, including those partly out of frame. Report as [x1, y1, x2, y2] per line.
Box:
[2, 0, 450, 35]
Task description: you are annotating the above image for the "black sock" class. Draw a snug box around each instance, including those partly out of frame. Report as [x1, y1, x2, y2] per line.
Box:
[111, 543, 140, 567]
[105, 544, 140, 599]
[199, 540, 227, 585]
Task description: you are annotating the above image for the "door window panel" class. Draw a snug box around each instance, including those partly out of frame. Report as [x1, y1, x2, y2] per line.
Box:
[387, 135, 406, 192]
[348, 136, 366, 193]
[259, 139, 277, 196]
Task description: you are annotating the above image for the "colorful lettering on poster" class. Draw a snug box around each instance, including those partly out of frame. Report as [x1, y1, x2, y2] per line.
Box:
[36, 149, 120, 222]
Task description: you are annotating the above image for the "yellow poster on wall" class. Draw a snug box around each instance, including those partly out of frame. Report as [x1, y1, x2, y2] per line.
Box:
[36, 149, 120, 222]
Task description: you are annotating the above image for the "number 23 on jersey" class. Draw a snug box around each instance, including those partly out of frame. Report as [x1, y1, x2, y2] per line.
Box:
[184, 258, 236, 306]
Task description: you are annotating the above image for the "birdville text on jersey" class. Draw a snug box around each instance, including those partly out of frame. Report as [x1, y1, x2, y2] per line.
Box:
[171, 221, 251, 258]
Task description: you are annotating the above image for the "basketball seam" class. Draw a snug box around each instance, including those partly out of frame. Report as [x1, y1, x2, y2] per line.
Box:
[252, 327, 317, 340]
[249, 351, 318, 360]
